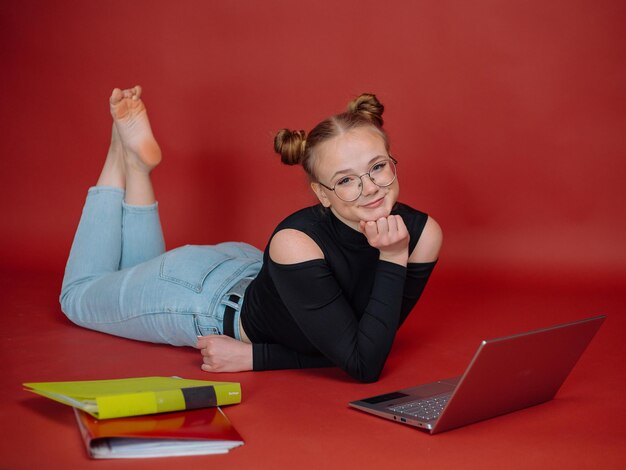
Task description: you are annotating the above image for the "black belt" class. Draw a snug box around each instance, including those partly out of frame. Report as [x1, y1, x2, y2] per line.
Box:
[223, 294, 239, 338]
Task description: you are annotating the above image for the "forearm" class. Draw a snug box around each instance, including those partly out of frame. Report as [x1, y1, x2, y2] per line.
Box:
[398, 260, 437, 327]
[342, 260, 407, 381]
[253, 343, 334, 371]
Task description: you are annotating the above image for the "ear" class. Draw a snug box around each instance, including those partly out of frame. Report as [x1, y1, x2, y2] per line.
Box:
[310, 182, 332, 208]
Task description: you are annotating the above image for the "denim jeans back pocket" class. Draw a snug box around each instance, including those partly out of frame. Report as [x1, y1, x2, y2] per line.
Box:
[159, 245, 231, 293]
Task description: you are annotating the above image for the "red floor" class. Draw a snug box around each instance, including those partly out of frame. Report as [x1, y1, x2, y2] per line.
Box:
[1, 267, 625, 469]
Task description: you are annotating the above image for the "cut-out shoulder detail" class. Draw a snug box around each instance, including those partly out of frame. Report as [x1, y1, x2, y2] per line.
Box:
[409, 216, 442, 263]
[269, 229, 325, 265]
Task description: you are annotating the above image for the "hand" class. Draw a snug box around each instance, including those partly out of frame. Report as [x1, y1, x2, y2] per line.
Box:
[359, 215, 409, 266]
[196, 335, 253, 373]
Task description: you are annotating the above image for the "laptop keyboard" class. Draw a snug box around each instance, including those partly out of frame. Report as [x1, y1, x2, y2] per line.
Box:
[388, 395, 451, 421]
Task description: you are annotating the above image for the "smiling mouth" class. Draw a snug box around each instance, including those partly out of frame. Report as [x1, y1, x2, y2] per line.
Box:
[361, 196, 385, 208]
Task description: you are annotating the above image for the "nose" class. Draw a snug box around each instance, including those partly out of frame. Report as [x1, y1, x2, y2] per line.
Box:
[360, 174, 379, 197]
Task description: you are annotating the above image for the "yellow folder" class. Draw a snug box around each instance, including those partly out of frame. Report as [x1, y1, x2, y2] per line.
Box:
[23, 376, 241, 419]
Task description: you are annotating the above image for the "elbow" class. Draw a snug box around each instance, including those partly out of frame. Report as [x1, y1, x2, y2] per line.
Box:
[345, 354, 389, 383]
[358, 374, 381, 384]
[350, 366, 383, 384]
[410, 216, 443, 263]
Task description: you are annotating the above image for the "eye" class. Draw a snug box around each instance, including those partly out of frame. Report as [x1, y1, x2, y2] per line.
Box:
[370, 161, 388, 173]
[336, 175, 357, 186]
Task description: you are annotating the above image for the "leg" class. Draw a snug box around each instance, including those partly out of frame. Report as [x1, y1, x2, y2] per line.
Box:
[111, 86, 167, 267]
[61, 86, 165, 318]
[60, 186, 125, 306]
[60, 87, 262, 348]
[60, 248, 204, 346]
[62, 244, 262, 348]
[102, 86, 166, 268]
[120, 201, 166, 269]
[96, 123, 126, 189]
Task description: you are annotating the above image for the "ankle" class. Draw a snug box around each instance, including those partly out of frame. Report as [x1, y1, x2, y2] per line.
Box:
[124, 171, 156, 205]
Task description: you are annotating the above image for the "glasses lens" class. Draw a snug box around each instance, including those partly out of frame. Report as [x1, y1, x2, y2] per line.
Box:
[334, 175, 362, 201]
[369, 159, 396, 187]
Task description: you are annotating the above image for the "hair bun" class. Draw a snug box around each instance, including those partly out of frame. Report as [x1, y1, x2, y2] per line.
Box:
[274, 128, 307, 165]
[347, 93, 384, 127]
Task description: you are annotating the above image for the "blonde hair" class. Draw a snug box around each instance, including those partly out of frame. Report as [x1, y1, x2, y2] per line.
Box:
[274, 93, 388, 180]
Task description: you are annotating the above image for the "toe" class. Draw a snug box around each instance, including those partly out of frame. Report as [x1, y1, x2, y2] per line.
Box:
[109, 88, 123, 105]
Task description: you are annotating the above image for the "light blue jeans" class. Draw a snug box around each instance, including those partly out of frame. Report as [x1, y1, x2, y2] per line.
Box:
[60, 187, 263, 346]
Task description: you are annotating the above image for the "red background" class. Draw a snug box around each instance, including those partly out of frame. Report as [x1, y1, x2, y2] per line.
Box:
[2, 0, 624, 278]
[1, 1, 625, 469]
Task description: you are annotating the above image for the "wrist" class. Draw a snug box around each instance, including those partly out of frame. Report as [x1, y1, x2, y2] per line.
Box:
[379, 251, 408, 266]
[244, 343, 253, 371]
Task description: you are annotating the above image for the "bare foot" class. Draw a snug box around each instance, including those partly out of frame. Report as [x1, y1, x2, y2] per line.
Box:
[109, 86, 162, 173]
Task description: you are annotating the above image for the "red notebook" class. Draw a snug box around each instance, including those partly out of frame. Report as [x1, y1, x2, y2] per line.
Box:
[74, 406, 244, 459]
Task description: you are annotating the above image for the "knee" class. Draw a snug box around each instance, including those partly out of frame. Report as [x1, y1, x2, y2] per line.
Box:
[59, 284, 81, 323]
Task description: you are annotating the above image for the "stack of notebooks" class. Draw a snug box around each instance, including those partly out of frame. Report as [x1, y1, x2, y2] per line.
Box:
[23, 376, 244, 459]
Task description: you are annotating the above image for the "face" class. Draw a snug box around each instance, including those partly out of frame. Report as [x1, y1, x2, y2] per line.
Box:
[311, 126, 399, 230]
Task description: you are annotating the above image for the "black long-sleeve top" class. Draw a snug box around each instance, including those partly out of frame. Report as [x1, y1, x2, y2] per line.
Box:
[240, 203, 436, 383]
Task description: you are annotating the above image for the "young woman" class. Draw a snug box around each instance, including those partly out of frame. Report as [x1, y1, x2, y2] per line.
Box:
[60, 86, 442, 383]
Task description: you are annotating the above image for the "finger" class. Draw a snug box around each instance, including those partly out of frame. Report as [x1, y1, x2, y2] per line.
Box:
[200, 342, 217, 355]
[133, 85, 142, 99]
[376, 217, 389, 235]
[196, 335, 211, 348]
[363, 220, 378, 239]
[202, 360, 224, 373]
[202, 353, 221, 369]
[197, 334, 228, 348]
[397, 216, 409, 236]
[385, 215, 399, 234]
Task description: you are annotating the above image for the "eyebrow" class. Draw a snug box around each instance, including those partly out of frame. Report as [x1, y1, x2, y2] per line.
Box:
[329, 155, 389, 181]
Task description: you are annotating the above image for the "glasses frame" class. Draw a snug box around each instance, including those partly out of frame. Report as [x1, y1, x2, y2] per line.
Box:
[317, 156, 398, 202]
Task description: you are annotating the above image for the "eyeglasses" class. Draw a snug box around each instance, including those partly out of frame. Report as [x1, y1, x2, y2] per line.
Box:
[317, 157, 398, 202]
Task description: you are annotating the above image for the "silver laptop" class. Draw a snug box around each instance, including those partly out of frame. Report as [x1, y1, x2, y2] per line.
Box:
[349, 315, 605, 434]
